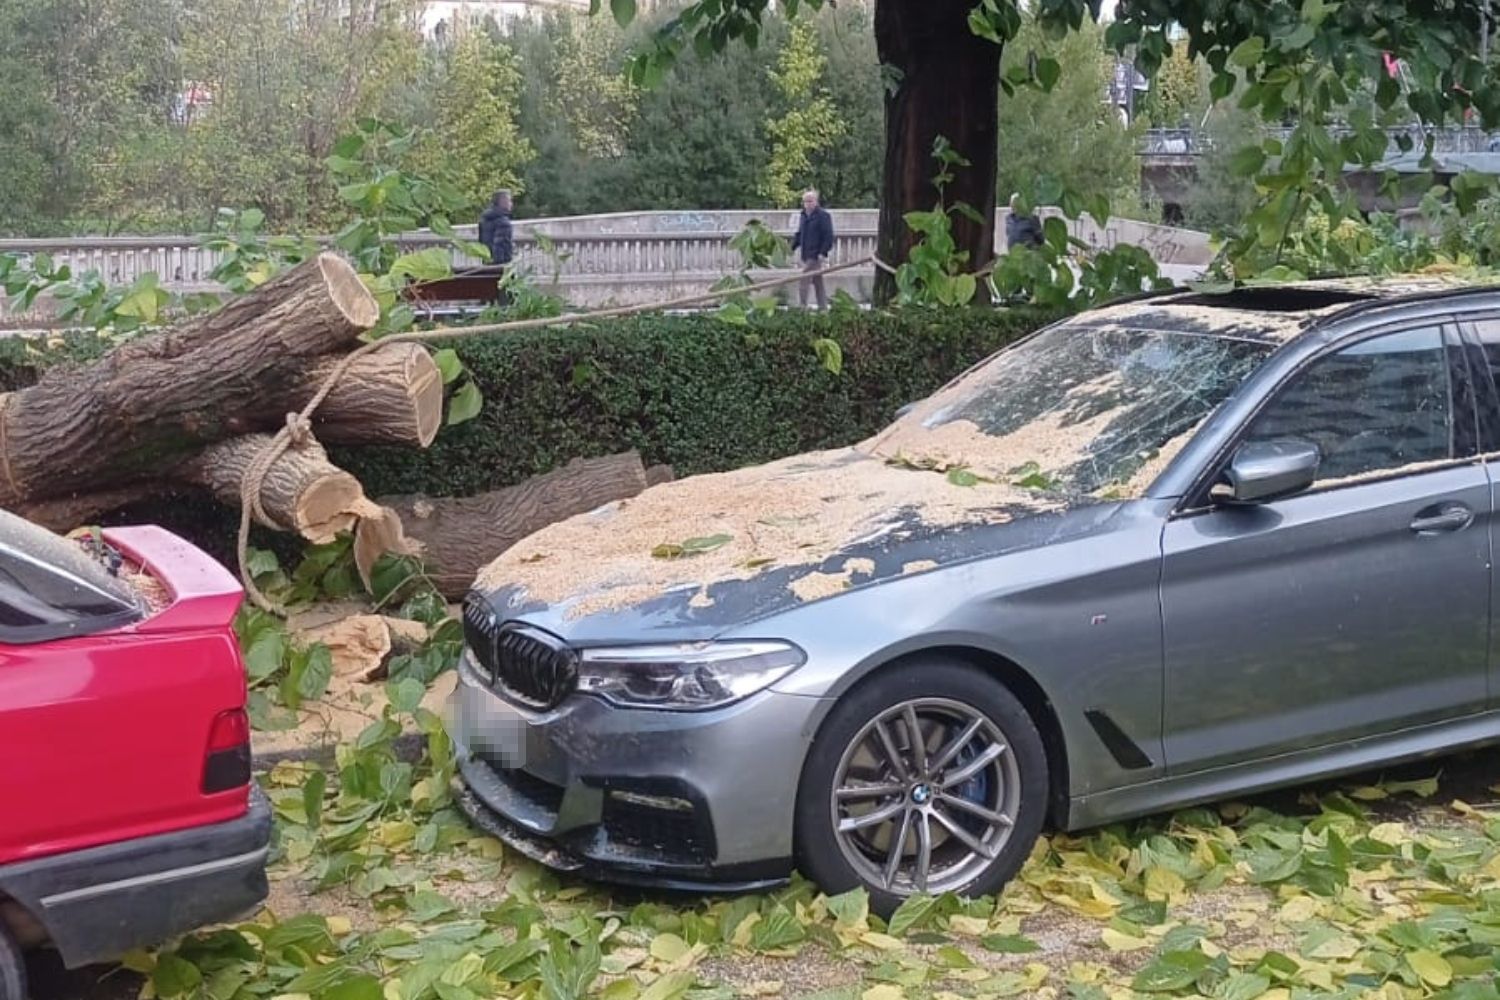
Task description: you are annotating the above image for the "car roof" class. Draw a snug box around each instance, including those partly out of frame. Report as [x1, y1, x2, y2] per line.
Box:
[1072, 275, 1500, 345]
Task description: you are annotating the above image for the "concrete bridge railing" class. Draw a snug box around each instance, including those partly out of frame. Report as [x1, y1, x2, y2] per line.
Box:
[0, 209, 1211, 322]
[1140, 124, 1500, 160]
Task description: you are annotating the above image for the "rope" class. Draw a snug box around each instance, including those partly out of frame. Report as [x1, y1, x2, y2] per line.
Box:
[236, 253, 889, 612]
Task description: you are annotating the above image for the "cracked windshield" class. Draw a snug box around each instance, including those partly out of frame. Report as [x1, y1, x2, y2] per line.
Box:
[870, 324, 1272, 498]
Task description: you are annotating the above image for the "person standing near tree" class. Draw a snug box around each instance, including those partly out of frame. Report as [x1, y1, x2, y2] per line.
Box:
[479, 190, 514, 268]
[1005, 193, 1044, 250]
[790, 189, 834, 310]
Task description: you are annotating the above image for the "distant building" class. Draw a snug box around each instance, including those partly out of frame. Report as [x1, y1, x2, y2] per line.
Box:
[423, 0, 665, 37]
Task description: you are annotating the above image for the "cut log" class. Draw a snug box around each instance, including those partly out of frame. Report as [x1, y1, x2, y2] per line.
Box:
[374, 452, 652, 598]
[645, 464, 675, 487]
[0, 253, 378, 507]
[14, 487, 158, 532]
[291, 343, 443, 448]
[180, 434, 367, 544]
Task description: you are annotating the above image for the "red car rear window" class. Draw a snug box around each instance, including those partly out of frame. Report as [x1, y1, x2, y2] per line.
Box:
[0, 509, 142, 643]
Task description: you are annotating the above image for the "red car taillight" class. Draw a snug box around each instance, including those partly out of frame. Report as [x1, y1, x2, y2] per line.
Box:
[202, 709, 251, 794]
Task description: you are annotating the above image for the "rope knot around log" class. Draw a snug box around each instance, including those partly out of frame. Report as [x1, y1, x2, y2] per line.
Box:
[286, 412, 314, 448]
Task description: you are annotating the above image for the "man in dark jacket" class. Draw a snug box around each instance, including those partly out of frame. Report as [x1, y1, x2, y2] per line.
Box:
[1005, 193, 1044, 250]
[478, 190, 514, 268]
[790, 189, 834, 309]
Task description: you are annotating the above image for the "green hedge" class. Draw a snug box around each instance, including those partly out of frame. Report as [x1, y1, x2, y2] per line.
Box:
[0, 307, 1060, 560]
[335, 307, 1060, 497]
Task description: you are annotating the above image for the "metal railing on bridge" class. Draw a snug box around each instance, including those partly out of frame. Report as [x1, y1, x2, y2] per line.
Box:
[1139, 124, 1500, 158]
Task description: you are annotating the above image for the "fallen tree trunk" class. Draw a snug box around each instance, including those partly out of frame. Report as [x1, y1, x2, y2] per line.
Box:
[291, 343, 443, 448]
[180, 434, 370, 544]
[373, 452, 654, 597]
[16, 488, 158, 533]
[0, 253, 378, 507]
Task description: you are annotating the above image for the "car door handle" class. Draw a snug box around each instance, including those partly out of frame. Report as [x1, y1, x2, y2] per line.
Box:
[1410, 503, 1475, 534]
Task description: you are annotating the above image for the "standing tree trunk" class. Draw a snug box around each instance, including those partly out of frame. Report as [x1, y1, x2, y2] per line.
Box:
[873, 0, 1002, 304]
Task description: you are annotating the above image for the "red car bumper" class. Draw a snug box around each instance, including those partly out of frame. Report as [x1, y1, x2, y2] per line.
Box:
[0, 785, 270, 968]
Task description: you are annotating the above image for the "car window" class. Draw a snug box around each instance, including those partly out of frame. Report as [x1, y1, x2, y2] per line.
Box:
[0, 509, 141, 644]
[867, 324, 1272, 498]
[1465, 318, 1500, 452]
[1243, 325, 1459, 486]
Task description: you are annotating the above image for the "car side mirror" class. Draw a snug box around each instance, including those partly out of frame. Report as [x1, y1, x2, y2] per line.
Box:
[1216, 438, 1321, 504]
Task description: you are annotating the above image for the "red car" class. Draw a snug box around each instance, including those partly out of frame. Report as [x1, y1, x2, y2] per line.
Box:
[0, 511, 269, 998]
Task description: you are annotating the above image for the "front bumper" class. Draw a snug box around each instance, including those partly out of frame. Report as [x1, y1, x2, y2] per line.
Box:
[0, 785, 271, 968]
[449, 650, 826, 888]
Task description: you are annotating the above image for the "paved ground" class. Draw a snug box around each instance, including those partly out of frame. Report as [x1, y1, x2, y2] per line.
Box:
[27, 743, 1500, 1000]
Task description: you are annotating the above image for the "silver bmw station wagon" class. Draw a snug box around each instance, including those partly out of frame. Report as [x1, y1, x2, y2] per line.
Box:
[452, 279, 1500, 912]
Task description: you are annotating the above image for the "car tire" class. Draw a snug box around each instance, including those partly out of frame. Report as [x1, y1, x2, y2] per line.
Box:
[794, 658, 1049, 916]
[0, 920, 25, 1000]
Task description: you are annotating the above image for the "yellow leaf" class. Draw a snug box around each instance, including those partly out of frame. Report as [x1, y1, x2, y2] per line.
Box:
[732, 914, 761, 949]
[600, 981, 640, 1000]
[1347, 786, 1388, 801]
[1277, 896, 1320, 923]
[948, 915, 990, 937]
[1369, 822, 1410, 846]
[377, 820, 416, 849]
[1408, 950, 1453, 987]
[1143, 866, 1185, 903]
[1100, 928, 1150, 952]
[860, 932, 906, 951]
[862, 986, 905, 1000]
[327, 916, 353, 937]
[743, 981, 782, 997]
[641, 971, 697, 1000]
[650, 933, 690, 964]
[383, 980, 401, 1000]
[1307, 935, 1361, 960]
[473, 837, 505, 860]
[1021, 963, 1049, 989]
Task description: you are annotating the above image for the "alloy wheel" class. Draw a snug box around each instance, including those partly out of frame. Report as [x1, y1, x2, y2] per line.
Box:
[829, 697, 1021, 895]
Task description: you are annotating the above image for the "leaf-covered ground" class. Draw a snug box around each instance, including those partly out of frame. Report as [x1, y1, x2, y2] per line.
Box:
[34, 715, 1500, 1000]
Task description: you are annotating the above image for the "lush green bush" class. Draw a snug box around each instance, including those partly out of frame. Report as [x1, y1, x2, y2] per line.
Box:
[0, 307, 1060, 559]
[334, 307, 1060, 497]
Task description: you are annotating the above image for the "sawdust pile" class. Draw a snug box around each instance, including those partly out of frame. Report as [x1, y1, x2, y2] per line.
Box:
[124, 565, 171, 613]
[477, 447, 1060, 616]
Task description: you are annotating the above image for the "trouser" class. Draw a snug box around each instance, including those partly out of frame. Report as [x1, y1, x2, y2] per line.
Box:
[799, 257, 828, 309]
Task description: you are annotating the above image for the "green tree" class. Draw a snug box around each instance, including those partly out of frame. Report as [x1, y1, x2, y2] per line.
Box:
[762, 22, 848, 207]
[613, 0, 1500, 294]
[162, 0, 424, 229]
[807, 5, 884, 209]
[1141, 44, 1209, 129]
[1179, 106, 1263, 235]
[0, 0, 181, 234]
[555, 14, 638, 158]
[409, 27, 535, 214]
[620, 32, 777, 209]
[996, 16, 1141, 220]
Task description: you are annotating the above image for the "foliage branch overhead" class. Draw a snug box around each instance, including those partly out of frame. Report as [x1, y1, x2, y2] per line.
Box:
[601, 0, 1500, 282]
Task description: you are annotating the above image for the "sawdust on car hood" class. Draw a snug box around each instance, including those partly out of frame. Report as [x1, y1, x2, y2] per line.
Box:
[476, 445, 1069, 622]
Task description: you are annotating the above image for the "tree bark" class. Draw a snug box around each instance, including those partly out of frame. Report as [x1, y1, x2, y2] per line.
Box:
[15, 488, 158, 533]
[293, 344, 443, 448]
[0, 253, 378, 507]
[375, 452, 652, 598]
[180, 434, 369, 544]
[873, 0, 1002, 304]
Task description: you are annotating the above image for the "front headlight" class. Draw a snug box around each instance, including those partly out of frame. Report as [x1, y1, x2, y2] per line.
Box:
[577, 640, 806, 711]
